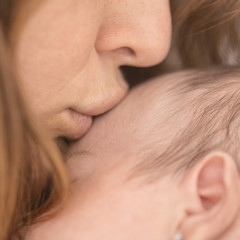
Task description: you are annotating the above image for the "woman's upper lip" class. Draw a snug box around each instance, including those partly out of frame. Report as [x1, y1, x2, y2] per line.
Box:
[69, 106, 104, 117]
[69, 84, 128, 116]
[69, 107, 92, 118]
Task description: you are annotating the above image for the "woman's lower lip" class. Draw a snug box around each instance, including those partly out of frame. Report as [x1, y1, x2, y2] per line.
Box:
[68, 109, 93, 140]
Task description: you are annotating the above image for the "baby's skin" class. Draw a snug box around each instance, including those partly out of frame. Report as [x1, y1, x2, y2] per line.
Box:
[26, 69, 240, 240]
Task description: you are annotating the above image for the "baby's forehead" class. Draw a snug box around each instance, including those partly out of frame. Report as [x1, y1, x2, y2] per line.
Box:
[112, 72, 187, 126]
[116, 73, 178, 115]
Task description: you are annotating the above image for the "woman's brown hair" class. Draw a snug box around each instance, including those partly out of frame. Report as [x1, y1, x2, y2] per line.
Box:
[168, 0, 240, 69]
[0, 2, 68, 239]
[123, 0, 240, 86]
[0, 0, 240, 239]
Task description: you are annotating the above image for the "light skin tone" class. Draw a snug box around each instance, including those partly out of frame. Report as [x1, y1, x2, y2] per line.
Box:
[26, 73, 240, 240]
[9, 0, 172, 140]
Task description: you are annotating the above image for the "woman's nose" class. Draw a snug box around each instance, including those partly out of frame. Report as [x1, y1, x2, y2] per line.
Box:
[95, 0, 172, 67]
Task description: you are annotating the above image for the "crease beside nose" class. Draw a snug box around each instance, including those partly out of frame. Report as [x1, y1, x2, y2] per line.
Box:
[95, 5, 172, 67]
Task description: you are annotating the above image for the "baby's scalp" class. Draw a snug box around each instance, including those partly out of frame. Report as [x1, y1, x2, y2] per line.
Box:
[69, 67, 240, 183]
[129, 67, 240, 182]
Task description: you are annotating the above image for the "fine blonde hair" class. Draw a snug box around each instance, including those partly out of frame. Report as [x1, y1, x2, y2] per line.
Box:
[130, 67, 240, 182]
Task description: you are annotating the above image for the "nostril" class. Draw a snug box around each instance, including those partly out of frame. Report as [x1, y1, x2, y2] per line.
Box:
[113, 47, 136, 57]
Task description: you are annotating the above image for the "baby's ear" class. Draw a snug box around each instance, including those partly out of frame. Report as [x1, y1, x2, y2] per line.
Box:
[179, 152, 240, 240]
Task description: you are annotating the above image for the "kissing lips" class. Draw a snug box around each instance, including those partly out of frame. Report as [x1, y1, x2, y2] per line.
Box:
[65, 109, 93, 140]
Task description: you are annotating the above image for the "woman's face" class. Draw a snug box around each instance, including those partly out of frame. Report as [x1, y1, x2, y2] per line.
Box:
[9, 0, 171, 139]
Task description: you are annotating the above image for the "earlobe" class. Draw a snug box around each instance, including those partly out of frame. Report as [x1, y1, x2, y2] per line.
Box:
[180, 152, 240, 240]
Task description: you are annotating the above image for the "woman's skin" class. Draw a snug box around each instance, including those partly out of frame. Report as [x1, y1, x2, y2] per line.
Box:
[9, 0, 171, 140]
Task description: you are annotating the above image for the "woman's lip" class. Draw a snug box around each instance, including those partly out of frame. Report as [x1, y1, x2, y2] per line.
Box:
[70, 108, 91, 118]
[66, 109, 93, 140]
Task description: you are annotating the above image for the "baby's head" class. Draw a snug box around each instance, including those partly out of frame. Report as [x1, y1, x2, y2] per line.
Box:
[27, 67, 240, 240]
[69, 66, 240, 182]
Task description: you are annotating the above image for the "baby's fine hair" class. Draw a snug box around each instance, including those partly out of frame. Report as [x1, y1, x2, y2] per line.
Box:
[131, 66, 240, 181]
